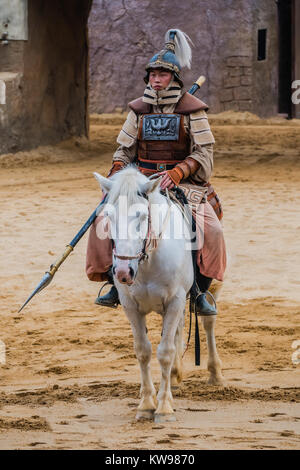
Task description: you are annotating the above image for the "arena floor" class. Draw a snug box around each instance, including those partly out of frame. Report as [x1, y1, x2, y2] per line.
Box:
[0, 112, 299, 449]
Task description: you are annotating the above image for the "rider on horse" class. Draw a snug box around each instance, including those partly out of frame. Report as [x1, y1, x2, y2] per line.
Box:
[86, 29, 227, 315]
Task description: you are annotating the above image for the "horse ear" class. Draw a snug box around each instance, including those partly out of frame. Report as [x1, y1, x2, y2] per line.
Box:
[141, 177, 162, 195]
[93, 172, 112, 193]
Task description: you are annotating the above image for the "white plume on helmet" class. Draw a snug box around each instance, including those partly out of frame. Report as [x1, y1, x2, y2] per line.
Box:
[164, 29, 193, 69]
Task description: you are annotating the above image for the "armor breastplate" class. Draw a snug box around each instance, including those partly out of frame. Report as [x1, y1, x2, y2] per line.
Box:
[137, 113, 190, 172]
[142, 114, 181, 141]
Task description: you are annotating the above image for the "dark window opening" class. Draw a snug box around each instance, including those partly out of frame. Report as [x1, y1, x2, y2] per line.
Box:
[257, 29, 267, 61]
[277, 0, 292, 116]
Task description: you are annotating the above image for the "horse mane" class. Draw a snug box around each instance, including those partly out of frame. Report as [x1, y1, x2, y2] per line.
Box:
[107, 165, 149, 206]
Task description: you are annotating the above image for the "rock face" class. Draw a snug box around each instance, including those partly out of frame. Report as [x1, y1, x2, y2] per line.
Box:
[0, 0, 92, 154]
[88, 0, 278, 117]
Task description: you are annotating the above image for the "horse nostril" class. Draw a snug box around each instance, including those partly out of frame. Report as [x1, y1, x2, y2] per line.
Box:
[112, 266, 116, 275]
[129, 267, 134, 278]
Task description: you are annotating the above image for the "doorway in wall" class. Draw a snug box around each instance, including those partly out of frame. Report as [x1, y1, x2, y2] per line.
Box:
[277, 0, 292, 117]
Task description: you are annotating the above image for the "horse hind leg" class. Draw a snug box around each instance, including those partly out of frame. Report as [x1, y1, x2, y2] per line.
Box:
[171, 310, 185, 388]
[201, 315, 224, 386]
[209, 279, 223, 302]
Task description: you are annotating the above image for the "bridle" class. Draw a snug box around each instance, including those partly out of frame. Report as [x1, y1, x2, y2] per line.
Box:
[112, 194, 152, 263]
[112, 189, 171, 264]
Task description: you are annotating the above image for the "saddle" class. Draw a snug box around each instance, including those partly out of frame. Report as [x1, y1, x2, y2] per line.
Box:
[168, 182, 223, 221]
[181, 182, 223, 220]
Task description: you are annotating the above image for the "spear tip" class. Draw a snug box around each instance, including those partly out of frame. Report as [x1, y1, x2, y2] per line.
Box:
[18, 272, 53, 313]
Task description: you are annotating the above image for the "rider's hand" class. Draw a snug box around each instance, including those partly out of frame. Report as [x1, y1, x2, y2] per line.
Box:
[107, 161, 125, 178]
[160, 167, 184, 190]
[160, 171, 175, 190]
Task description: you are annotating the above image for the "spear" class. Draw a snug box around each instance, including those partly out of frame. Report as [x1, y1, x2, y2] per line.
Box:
[188, 75, 206, 95]
[18, 75, 206, 313]
[18, 197, 106, 313]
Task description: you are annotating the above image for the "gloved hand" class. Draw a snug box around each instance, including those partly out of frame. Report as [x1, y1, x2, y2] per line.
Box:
[159, 157, 201, 190]
[160, 167, 184, 190]
[107, 161, 125, 178]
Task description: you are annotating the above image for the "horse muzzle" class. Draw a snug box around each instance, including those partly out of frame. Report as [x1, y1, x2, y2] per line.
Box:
[114, 262, 136, 285]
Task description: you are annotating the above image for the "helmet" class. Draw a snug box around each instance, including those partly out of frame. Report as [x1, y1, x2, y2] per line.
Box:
[144, 29, 193, 88]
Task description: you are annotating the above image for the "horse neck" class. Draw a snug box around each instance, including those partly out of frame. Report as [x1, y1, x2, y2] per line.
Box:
[148, 190, 167, 206]
[148, 190, 182, 243]
[148, 191, 170, 225]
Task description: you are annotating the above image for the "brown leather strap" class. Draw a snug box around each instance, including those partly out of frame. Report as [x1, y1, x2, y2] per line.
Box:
[176, 157, 200, 179]
[176, 161, 191, 179]
[185, 157, 201, 174]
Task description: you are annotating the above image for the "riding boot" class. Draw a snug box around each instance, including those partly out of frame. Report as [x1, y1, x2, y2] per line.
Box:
[94, 268, 120, 308]
[195, 272, 217, 316]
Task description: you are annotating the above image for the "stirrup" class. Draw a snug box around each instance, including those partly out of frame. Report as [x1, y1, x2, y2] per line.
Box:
[95, 282, 119, 309]
[195, 290, 217, 316]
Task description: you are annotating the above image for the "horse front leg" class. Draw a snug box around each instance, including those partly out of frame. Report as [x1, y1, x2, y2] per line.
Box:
[155, 295, 186, 423]
[124, 307, 157, 420]
[201, 315, 224, 385]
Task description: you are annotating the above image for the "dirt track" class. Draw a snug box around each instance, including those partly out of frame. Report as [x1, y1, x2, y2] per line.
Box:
[0, 112, 299, 450]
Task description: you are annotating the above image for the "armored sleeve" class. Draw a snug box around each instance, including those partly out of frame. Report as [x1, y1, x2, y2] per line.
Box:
[187, 110, 215, 183]
[112, 110, 138, 165]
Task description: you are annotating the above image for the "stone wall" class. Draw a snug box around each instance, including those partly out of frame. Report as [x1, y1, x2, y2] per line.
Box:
[88, 0, 279, 116]
[0, 0, 92, 154]
[251, 0, 278, 117]
[220, 56, 253, 112]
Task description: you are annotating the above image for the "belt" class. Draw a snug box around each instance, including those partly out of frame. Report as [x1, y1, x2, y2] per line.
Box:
[137, 160, 179, 172]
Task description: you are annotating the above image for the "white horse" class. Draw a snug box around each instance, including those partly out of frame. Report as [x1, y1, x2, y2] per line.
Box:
[94, 166, 223, 422]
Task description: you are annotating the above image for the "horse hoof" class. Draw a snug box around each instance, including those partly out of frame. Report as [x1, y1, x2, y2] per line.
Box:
[136, 409, 155, 421]
[154, 413, 176, 423]
[207, 376, 224, 386]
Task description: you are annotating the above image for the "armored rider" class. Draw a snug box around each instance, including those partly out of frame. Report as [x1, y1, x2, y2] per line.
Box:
[86, 29, 227, 315]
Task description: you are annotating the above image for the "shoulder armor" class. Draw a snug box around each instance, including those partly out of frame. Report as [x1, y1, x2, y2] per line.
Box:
[175, 92, 209, 115]
[128, 97, 151, 114]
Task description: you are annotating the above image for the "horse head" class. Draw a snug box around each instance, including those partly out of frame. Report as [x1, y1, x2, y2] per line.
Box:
[94, 166, 161, 285]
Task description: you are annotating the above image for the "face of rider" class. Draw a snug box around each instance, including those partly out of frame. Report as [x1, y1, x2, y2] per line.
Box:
[149, 69, 173, 91]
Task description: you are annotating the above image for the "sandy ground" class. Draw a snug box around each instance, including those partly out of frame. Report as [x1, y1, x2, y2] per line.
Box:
[0, 112, 299, 450]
